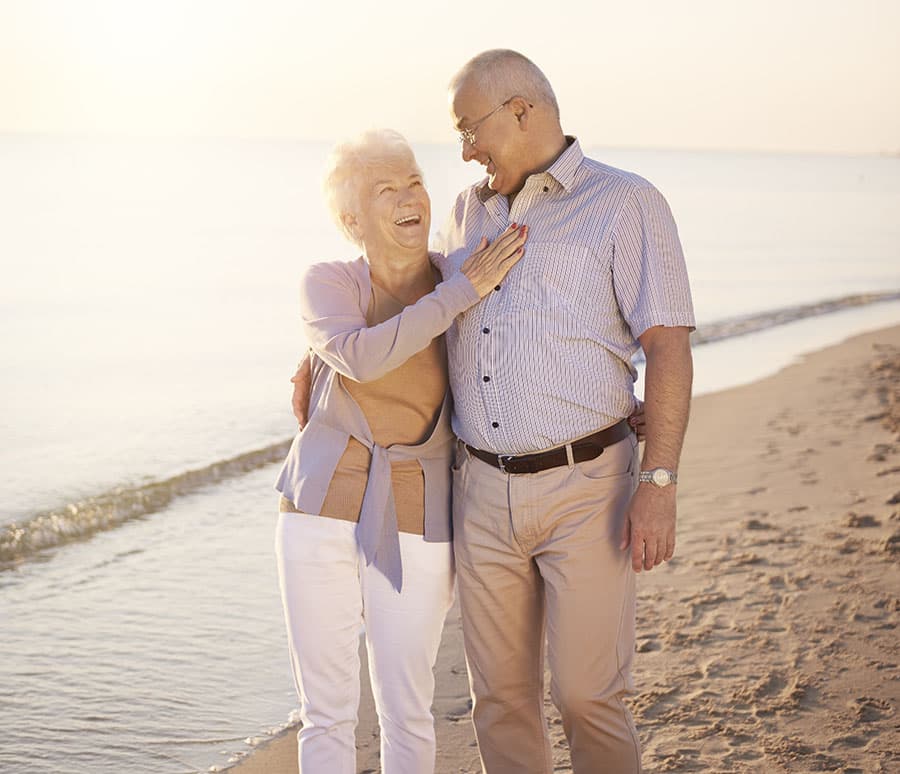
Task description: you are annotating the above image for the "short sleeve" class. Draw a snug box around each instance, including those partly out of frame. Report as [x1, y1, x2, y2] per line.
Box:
[611, 184, 696, 338]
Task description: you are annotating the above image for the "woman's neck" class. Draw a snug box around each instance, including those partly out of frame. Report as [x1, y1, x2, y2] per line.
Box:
[366, 248, 436, 305]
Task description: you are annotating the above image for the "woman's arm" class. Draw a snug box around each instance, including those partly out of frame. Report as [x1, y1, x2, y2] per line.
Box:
[300, 264, 478, 383]
[301, 226, 527, 383]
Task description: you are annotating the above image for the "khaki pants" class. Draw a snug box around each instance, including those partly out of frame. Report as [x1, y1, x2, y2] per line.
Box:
[452, 434, 641, 774]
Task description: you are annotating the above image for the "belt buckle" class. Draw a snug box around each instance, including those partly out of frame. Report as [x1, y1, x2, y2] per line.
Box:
[497, 454, 514, 474]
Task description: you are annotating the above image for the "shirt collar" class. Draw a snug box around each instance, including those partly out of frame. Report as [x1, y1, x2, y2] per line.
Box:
[476, 135, 583, 203]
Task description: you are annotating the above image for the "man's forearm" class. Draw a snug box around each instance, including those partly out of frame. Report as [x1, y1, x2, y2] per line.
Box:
[638, 326, 693, 471]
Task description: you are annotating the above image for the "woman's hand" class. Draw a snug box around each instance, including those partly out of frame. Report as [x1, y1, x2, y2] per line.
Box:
[628, 399, 646, 442]
[460, 223, 528, 297]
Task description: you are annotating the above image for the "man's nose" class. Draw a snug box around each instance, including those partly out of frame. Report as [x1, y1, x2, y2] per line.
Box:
[461, 140, 477, 163]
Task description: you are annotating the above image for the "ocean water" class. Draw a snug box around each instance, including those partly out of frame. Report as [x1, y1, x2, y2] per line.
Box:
[1, 137, 898, 773]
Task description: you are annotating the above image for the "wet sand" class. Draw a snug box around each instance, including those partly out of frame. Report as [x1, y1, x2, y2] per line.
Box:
[228, 325, 900, 773]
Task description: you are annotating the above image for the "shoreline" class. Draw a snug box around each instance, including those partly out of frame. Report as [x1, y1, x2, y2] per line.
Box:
[5, 296, 899, 569]
[224, 324, 900, 773]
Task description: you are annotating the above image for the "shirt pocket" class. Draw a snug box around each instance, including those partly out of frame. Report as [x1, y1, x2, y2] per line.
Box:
[505, 242, 605, 313]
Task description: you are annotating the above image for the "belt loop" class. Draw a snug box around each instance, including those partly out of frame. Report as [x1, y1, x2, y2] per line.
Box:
[565, 443, 575, 468]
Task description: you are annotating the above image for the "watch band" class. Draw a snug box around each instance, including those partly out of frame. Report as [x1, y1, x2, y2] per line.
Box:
[638, 468, 678, 487]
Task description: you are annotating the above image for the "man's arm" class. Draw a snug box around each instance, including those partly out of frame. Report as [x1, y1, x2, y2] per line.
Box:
[290, 354, 312, 428]
[619, 325, 693, 572]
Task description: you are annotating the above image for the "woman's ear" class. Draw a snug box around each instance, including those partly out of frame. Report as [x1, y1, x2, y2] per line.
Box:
[342, 212, 361, 242]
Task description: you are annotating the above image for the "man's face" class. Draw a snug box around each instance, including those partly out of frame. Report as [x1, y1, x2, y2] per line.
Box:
[450, 80, 530, 197]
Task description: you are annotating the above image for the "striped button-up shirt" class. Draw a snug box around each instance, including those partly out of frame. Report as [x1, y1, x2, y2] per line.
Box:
[435, 137, 695, 455]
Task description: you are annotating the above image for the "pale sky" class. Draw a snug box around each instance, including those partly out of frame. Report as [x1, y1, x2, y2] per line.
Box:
[1, 0, 898, 154]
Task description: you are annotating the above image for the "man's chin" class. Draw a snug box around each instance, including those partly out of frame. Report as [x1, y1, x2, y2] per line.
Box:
[487, 174, 508, 194]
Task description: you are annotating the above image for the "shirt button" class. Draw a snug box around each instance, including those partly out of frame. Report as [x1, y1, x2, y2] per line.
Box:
[483, 375, 491, 382]
[543, 185, 549, 192]
[494, 284, 501, 291]
[482, 327, 490, 334]
[491, 421, 499, 428]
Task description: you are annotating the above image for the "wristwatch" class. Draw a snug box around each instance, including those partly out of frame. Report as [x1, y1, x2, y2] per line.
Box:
[638, 468, 678, 487]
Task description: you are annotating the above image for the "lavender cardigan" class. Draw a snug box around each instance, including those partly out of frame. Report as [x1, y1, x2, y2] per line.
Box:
[275, 254, 479, 591]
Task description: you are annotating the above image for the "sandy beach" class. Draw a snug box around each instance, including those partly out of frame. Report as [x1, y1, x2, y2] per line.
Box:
[228, 325, 900, 774]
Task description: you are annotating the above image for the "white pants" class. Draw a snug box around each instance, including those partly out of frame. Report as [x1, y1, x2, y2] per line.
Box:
[275, 512, 455, 774]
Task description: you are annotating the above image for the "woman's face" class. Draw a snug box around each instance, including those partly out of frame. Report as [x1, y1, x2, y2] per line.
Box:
[352, 158, 431, 257]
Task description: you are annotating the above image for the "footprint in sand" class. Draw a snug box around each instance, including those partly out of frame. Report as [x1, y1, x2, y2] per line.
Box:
[444, 698, 473, 722]
[869, 444, 894, 461]
[732, 671, 811, 714]
[732, 552, 764, 565]
[843, 512, 881, 528]
[837, 538, 864, 555]
[636, 637, 659, 653]
[849, 696, 894, 722]
[828, 733, 873, 750]
[882, 531, 900, 555]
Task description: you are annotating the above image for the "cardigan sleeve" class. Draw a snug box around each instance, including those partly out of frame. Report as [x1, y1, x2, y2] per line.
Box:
[299, 260, 480, 383]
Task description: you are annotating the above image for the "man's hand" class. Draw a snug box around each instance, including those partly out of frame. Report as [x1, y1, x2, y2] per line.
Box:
[290, 355, 312, 428]
[620, 483, 676, 572]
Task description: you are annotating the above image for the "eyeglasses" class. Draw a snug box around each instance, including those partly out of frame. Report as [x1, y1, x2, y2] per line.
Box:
[457, 98, 513, 147]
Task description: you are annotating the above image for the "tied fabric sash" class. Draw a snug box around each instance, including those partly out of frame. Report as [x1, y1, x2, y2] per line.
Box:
[356, 443, 403, 592]
[288, 354, 453, 594]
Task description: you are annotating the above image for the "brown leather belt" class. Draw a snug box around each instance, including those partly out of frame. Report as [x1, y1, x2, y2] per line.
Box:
[465, 419, 632, 475]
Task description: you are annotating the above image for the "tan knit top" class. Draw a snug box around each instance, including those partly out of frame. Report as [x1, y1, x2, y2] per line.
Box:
[280, 279, 448, 535]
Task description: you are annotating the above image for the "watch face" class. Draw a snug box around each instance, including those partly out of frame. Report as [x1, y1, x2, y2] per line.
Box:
[652, 469, 670, 486]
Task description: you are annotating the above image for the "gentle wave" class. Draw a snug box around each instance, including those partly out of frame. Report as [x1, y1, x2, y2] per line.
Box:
[2, 290, 898, 568]
[0, 441, 291, 566]
[692, 290, 900, 346]
[630, 289, 900, 364]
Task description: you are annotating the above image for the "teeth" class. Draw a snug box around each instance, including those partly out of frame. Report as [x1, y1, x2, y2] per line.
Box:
[395, 215, 420, 225]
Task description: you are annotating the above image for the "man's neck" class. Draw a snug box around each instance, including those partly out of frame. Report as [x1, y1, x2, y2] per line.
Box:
[506, 133, 570, 207]
[531, 134, 570, 176]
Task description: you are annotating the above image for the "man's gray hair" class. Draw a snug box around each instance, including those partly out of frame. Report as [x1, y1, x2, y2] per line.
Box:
[449, 49, 559, 119]
[323, 129, 422, 246]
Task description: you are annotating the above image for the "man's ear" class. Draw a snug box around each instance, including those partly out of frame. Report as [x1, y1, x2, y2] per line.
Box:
[509, 96, 533, 131]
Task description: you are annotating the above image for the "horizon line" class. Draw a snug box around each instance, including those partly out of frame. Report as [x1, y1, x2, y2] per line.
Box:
[1, 130, 898, 160]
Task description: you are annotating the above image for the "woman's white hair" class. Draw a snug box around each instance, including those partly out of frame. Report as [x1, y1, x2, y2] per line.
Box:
[449, 49, 559, 119]
[323, 129, 422, 246]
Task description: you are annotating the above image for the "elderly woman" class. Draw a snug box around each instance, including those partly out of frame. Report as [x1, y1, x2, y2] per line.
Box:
[273, 129, 526, 774]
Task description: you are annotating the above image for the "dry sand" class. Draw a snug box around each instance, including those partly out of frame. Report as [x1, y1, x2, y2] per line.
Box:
[228, 325, 900, 773]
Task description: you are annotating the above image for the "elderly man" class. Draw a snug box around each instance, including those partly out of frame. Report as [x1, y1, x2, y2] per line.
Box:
[437, 50, 693, 773]
[293, 50, 694, 774]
